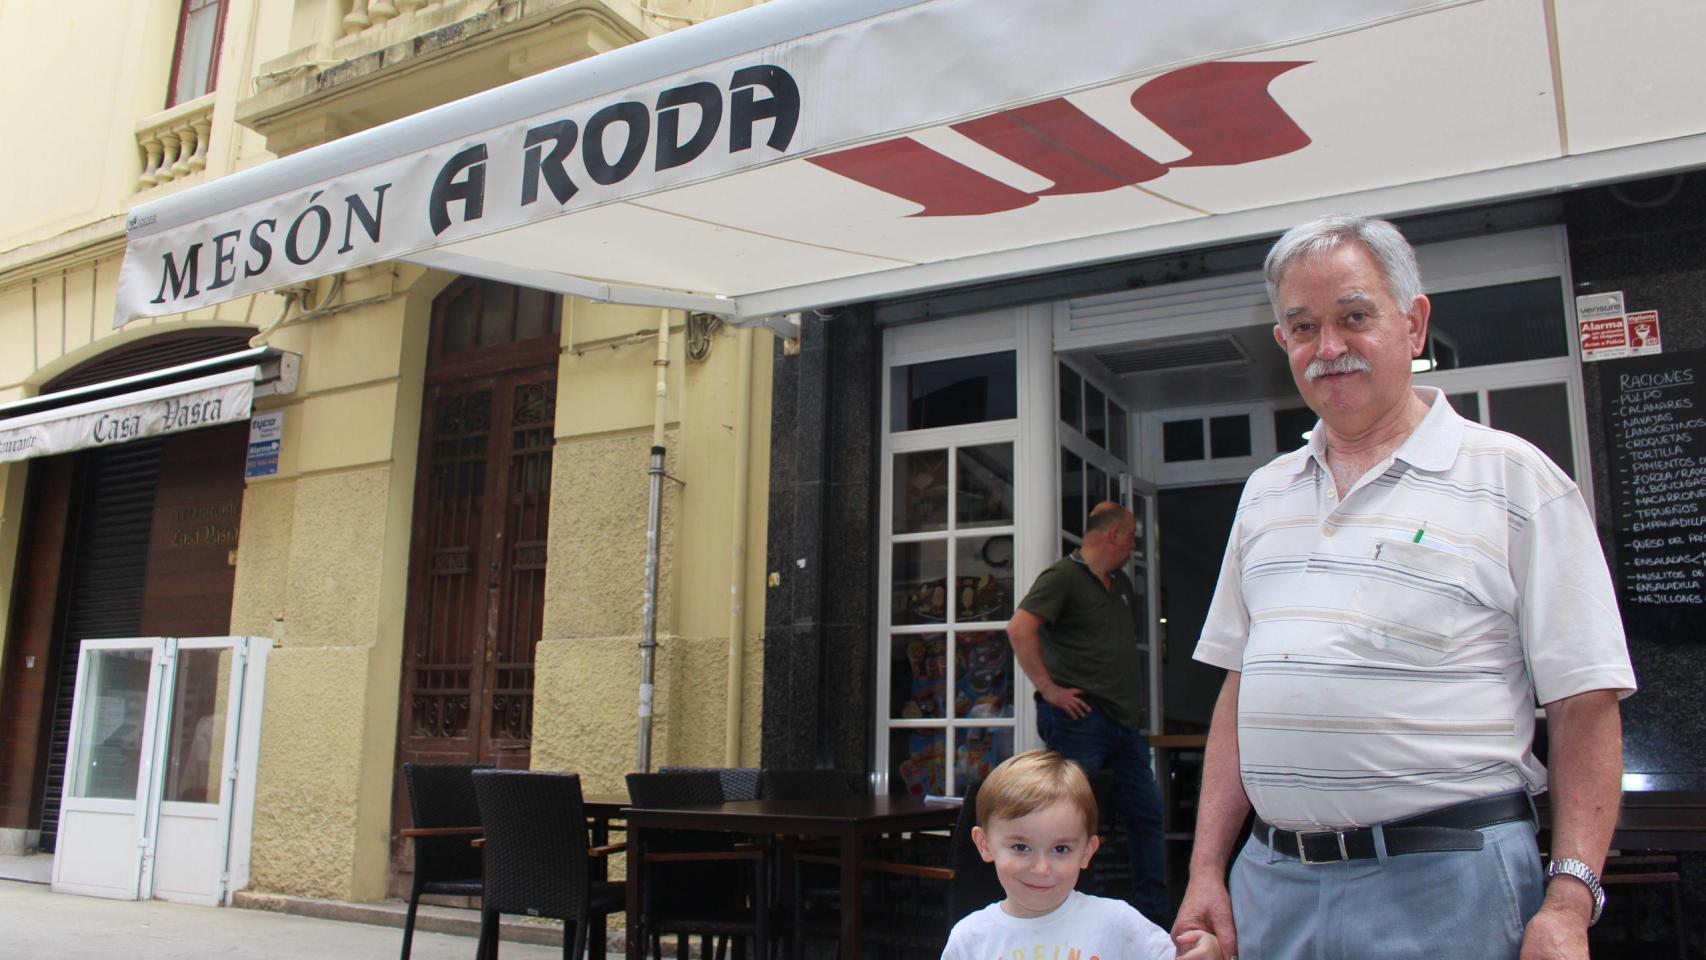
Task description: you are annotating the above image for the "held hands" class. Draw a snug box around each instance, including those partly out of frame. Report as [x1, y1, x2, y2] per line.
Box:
[1174, 929, 1223, 960]
[1173, 876, 1237, 960]
[1041, 683, 1091, 719]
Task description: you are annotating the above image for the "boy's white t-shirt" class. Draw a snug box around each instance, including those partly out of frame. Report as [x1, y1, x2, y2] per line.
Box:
[942, 890, 1175, 960]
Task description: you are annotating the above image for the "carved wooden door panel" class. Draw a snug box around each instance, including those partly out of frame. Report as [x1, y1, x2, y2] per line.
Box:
[398, 368, 554, 772]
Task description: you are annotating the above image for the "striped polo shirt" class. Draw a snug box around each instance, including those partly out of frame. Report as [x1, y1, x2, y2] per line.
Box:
[1195, 387, 1635, 830]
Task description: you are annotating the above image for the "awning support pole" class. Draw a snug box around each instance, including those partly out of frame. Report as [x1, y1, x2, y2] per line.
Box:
[637, 313, 670, 773]
[722, 327, 754, 767]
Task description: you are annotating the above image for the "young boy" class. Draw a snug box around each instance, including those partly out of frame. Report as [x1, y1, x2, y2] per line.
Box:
[943, 750, 1220, 960]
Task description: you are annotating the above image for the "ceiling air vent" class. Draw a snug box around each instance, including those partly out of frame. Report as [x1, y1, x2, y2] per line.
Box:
[1093, 335, 1250, 375]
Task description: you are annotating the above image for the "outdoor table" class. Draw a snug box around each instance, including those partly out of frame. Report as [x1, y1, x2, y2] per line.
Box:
[622, 794, 962, 960]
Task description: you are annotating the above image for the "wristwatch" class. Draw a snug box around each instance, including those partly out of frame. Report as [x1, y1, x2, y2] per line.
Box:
[1546, 857, 1606, 926]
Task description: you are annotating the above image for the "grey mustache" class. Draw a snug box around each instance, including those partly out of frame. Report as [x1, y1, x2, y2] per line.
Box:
[1305, 354, 1372, 380]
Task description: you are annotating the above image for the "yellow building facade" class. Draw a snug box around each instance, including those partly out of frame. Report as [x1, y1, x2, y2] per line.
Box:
[0, 0, 770, 901]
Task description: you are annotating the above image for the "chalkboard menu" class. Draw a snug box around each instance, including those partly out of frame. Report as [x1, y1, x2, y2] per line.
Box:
[1599, 347, 1706, 642]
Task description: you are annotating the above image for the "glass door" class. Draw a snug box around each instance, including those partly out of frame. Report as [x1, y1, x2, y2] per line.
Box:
[51, 636, 258, 904]
[50, 640, 167, 900]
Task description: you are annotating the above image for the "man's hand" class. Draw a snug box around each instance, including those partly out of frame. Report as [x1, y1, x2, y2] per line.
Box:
[1173, 875, 1237, 960]
[1519, 900, 1590, 959]
[1040, 683, 1090, 719]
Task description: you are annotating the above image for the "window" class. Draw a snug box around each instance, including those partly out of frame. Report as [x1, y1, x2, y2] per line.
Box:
[167, 0, 229, 108]
[882, 342, 1025, 796]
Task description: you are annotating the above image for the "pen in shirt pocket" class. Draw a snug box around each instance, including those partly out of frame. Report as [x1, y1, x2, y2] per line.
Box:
[1412, 522, 1427, 544]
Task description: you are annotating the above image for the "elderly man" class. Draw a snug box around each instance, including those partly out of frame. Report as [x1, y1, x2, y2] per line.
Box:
[1008, 501, 1169, 922]
[1172, 216, 1634, 960]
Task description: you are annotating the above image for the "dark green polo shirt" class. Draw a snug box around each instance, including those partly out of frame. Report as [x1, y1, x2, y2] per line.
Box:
[1018, 553, 1144, 730]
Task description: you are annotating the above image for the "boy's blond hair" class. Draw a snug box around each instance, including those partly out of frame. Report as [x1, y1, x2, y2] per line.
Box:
[975, 750, 1098, 836]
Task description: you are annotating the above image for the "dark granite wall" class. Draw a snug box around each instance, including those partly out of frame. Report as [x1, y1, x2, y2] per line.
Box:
[1566, 173, 1706, 787]
[1565, 172, 1706, 954]
[760, 309, 880, 777]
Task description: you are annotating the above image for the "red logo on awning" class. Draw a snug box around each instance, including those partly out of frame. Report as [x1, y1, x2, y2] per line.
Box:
[808, 61, 1310, 216]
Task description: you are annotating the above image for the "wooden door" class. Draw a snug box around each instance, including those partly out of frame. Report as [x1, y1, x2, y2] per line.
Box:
[392, 278, 559, 882]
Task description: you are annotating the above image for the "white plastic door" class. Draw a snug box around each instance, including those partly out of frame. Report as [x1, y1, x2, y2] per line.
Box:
[148, 638, 248, 905]
[50, 639, 167, 900]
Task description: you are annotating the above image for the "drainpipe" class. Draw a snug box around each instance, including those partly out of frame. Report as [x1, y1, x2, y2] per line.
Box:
[722, 328, 754, 766]
[637, 313, 670, 773]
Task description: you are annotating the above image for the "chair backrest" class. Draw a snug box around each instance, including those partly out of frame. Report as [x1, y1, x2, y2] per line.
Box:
[624, 770, 749, 920]
[945, 782, 1006, 925]
[403, 762, 490, 883]
[470, 769, 591, 922]
[758, 768, 858, 802]
[659, 765, 762, 801]
[626, 770, 726, 807]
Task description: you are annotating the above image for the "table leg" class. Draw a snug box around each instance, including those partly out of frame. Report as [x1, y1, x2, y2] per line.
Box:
[626, 823, 643, 960]
[839, 830, 861, 960]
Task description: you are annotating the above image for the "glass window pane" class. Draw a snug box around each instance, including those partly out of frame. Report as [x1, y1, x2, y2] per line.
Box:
[1085, 383, 1107, 448]
[1423, 279, 1569, 370]
[891, 634, 947, 719]
[955, 631, 1014, 719]
[1273, 406, 1315, 453]
[891, 729, 946, 796]
[514, 287, 552, 342]
[1059, 364, 1082, 431]
[1489, 383, 1576, 479]
[956, 537, 1014, 623]
[71, 648, 153, 801]
[163, 647, 230, 804]
[1210, 415, 1252, 459]
[1447, 392, 1482, 422]
[893, 540, 948, 624]
[478, 282, 515, 348]
[956, 444, 1014, 529]
[441, 285, 476, 354]
[1086, 464, 1108, 514]
[956, 727, 1015, 793]
[1130, 568, 1150, 647]
[1130, 492, 1149, 565]
[1061, 450, 1084, 537]
[171, 4, 221, 105]
[894, 352, 1017, 431]
[1163, 419, 1205, 462]
[893, 451, 949, 534]
[1108, 403, 1129, 462]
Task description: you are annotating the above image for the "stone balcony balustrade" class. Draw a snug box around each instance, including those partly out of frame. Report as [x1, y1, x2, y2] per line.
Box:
[135, 95, 216, 192]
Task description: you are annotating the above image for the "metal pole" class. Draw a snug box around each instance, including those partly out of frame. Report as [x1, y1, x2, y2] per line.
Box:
[637, 314, 670, 772]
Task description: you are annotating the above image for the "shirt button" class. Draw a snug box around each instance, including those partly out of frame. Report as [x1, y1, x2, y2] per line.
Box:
[1326, 488, 1337, 499]
[1322, 523, 1337, 537]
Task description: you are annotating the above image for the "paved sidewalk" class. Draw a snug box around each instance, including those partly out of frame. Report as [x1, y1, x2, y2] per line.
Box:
[0, 878, 562, 960]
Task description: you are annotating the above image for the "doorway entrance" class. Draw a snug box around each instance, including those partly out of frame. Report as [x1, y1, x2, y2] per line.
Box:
[392, 277, 560, 875]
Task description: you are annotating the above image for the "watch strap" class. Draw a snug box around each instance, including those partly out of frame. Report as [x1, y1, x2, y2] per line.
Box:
[1546, 857, 1606, 926]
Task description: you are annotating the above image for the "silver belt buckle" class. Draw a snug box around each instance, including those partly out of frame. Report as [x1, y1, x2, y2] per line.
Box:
[1295, 829, 1349, 864]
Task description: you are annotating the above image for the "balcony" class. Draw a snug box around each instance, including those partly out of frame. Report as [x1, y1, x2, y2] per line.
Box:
[236, 0, 648, 157]
[136, 94, 217, 194]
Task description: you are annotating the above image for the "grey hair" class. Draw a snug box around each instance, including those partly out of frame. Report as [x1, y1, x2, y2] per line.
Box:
[1263, 215, 1423, 322]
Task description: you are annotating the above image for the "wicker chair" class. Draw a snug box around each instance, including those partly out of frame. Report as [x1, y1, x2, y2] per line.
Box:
[398, 762, 490, 960]
[661, 765, 764, 801]
[757, 768, 860, 802]
[626, 771, 769, 960]
[471, 769, 624, 960]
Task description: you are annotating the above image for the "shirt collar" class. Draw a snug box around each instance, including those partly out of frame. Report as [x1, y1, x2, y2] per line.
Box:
[1289, 385, 1463, 478]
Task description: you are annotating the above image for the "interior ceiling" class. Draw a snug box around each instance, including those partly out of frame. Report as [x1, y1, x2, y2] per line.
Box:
[1074, 324, 1300, 412]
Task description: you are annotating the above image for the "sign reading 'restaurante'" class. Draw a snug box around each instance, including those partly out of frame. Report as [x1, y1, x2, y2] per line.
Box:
[121, 65, 800, 323]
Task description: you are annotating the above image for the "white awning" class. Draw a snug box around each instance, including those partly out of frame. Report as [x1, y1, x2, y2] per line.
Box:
[117, 0, 1706, 327]
[0, 348, 298, 463]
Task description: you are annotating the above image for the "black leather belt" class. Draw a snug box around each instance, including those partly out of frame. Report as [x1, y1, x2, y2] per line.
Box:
[1253, 791, 1533, 864]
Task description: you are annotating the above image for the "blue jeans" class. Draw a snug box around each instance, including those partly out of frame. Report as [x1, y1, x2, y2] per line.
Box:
[1036, 698, 1170, 923]
[1230, 817, 1544, 959]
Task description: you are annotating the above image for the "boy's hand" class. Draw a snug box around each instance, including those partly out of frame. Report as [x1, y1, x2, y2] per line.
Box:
[1175, 929, 1223, 960]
